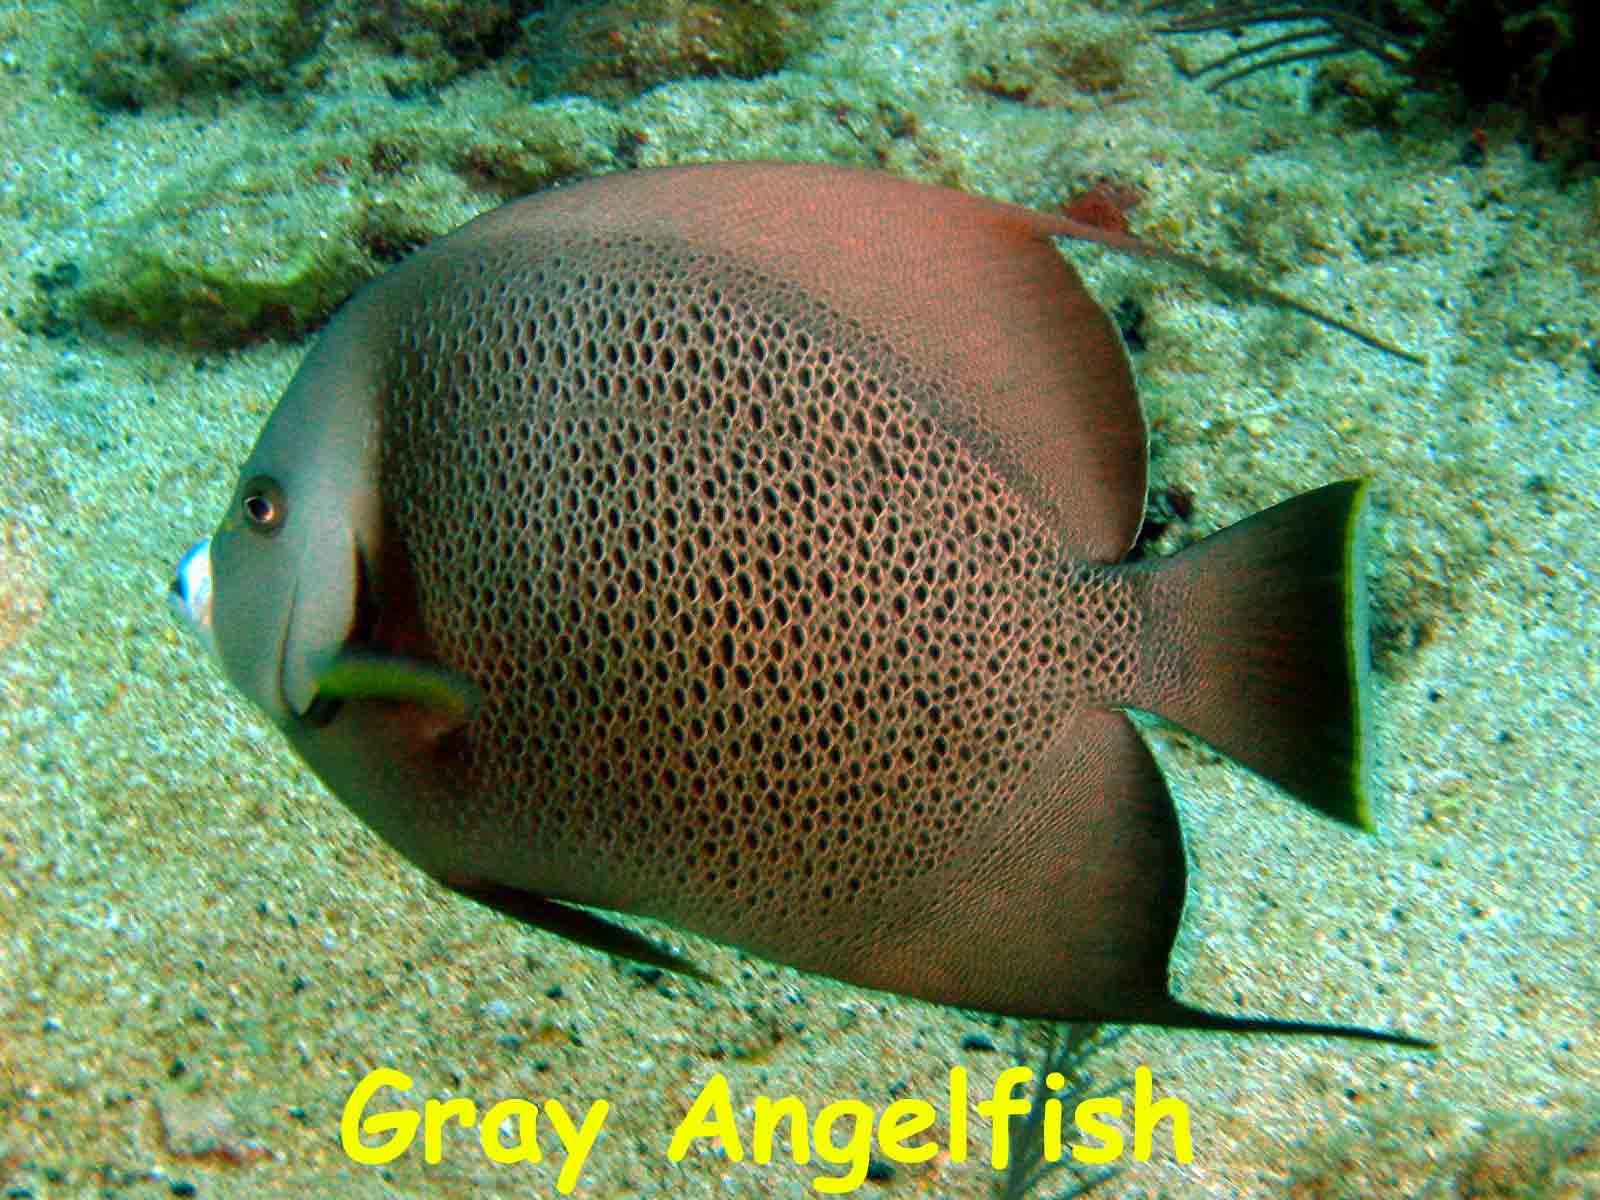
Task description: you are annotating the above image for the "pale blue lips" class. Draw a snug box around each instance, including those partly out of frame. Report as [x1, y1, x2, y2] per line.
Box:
[169, 537, 216, 657]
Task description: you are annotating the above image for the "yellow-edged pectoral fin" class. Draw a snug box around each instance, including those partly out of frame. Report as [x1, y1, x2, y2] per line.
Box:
[314, 652, 480, 725]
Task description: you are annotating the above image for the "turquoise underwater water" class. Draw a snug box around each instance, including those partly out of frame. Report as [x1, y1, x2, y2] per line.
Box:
[0, 1, 1596, 1197]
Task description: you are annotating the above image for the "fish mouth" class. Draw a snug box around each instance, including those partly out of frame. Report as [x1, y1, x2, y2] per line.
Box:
[169, 538, 217, 658]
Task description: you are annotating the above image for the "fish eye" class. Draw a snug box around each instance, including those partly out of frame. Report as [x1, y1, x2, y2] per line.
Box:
[240, 475, 287, 534]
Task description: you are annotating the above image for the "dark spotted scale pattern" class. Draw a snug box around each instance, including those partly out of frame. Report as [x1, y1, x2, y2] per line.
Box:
[378, 226, 1144, 968]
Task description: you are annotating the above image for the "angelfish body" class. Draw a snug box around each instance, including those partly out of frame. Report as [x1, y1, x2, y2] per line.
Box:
[175, 163, 1423, 1044]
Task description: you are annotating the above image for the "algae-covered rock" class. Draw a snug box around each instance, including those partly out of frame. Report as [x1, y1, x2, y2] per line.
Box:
[83, 237, 365, 348]
[956, 2, 1149, 109]
[1151, 0, 1597, 166]
[74, 144, 433, 348]
[444, 103, 616, 197]
[1411, 0, 1596, 166]
[525, 0, 830, 101]
[73, 0, 328, 110]
[353, 0, 541, 96]
[71, 101, 615, 349]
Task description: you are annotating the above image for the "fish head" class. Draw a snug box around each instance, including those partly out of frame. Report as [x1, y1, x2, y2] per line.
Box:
[172, 296, 480, 875]
[204, 311, 387, 730]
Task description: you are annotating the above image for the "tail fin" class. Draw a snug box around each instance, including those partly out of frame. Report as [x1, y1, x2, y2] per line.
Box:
[1132, 479, 1375, 829]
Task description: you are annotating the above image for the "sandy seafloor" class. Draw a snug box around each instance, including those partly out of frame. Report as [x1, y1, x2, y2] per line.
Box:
[1, 0, 1597, 1197]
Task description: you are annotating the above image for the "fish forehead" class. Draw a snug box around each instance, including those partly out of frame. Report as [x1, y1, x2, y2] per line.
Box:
[373, 219, 1146, 966]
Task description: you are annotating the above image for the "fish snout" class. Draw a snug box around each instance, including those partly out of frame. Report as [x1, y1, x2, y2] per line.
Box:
[170, 537, 217, 657]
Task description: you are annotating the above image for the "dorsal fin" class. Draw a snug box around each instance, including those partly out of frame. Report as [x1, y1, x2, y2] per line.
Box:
[1027, 208, 1425, 364]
